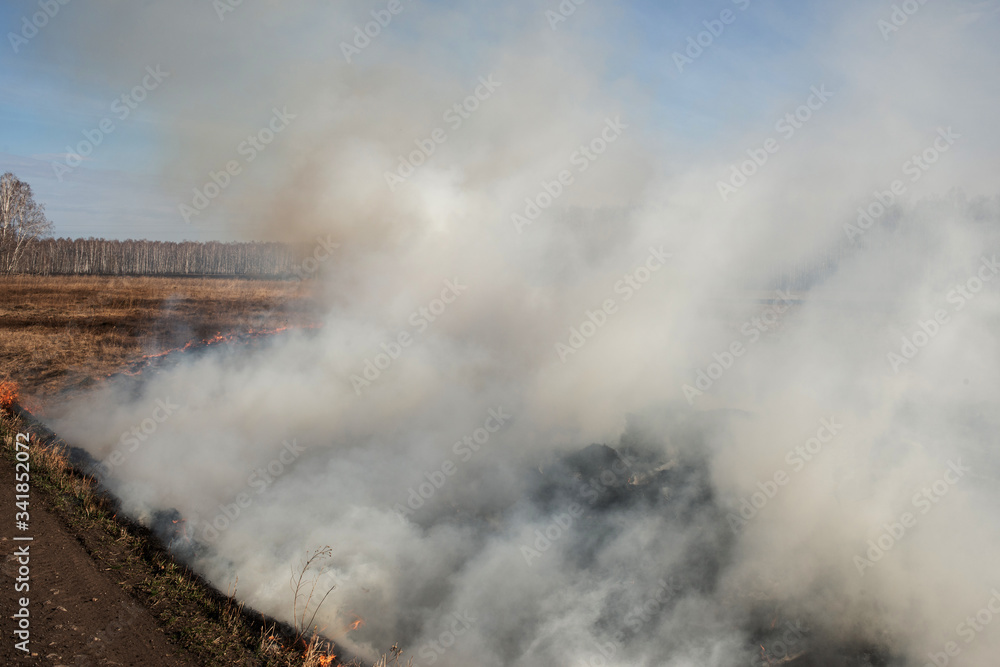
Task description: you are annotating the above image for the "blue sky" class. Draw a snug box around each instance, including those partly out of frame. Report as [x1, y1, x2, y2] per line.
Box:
[1, 0, 991, 241]
[1, 2, 210, 239]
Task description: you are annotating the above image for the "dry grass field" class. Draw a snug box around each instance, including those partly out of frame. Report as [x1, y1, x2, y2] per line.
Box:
[0, 275, 359, 666]
[0, 275, 318, 401]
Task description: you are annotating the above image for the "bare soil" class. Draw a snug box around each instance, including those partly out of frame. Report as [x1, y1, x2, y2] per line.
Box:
[0, 276, 334, 666]
[0, 448, 201, 666]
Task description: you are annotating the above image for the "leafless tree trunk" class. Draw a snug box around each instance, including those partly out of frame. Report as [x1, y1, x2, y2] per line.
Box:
[0, 172, 53, 273]
[9, 237, 307, 277]
[0, 175, 310, 276]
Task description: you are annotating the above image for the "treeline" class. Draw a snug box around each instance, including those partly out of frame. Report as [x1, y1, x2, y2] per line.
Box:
[4, 238, 307, 277]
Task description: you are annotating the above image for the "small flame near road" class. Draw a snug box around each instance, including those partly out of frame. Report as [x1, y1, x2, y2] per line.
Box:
[0, 381, 19, 411]
[0, 380, 42, 415]
[111, 323, 323, 377]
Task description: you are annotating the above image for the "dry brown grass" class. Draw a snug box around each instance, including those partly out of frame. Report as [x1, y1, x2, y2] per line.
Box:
[0, 277, 420, 666]
[0, 275, 317, 401]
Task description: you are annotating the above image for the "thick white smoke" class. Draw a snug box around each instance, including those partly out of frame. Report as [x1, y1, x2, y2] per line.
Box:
[38, 0, 1000, 664]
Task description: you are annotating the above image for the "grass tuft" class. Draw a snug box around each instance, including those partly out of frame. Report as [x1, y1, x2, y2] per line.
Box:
[0, 408, 407, 666]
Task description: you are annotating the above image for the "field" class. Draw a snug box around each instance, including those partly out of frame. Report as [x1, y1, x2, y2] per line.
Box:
[0, 275, 351, 666]
[0, 275, 317, 400]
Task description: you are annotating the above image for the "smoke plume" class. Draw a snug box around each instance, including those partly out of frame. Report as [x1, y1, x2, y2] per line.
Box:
[38, 0, 1000, 664]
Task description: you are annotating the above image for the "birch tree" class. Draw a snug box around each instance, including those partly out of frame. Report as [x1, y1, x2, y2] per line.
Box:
[0, 172, 53, 273]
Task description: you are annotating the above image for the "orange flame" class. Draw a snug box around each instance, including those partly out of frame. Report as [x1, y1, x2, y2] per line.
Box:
[347, 617, 365, 632]
[0, 381, 19, 411]
[111, 324, 323, 378]
[0, 380, 39, 414]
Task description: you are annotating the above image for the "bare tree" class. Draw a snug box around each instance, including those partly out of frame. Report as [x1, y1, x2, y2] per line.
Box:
[0, 172, 53, 273]
[11, 237, 306, 276]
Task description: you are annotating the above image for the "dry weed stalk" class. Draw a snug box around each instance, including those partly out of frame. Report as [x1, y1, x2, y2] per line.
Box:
[372, 644, 411, 667]
[222, 578, 246, 630]
[302, 633, 337, 666]
[290, 546, 337, 642]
